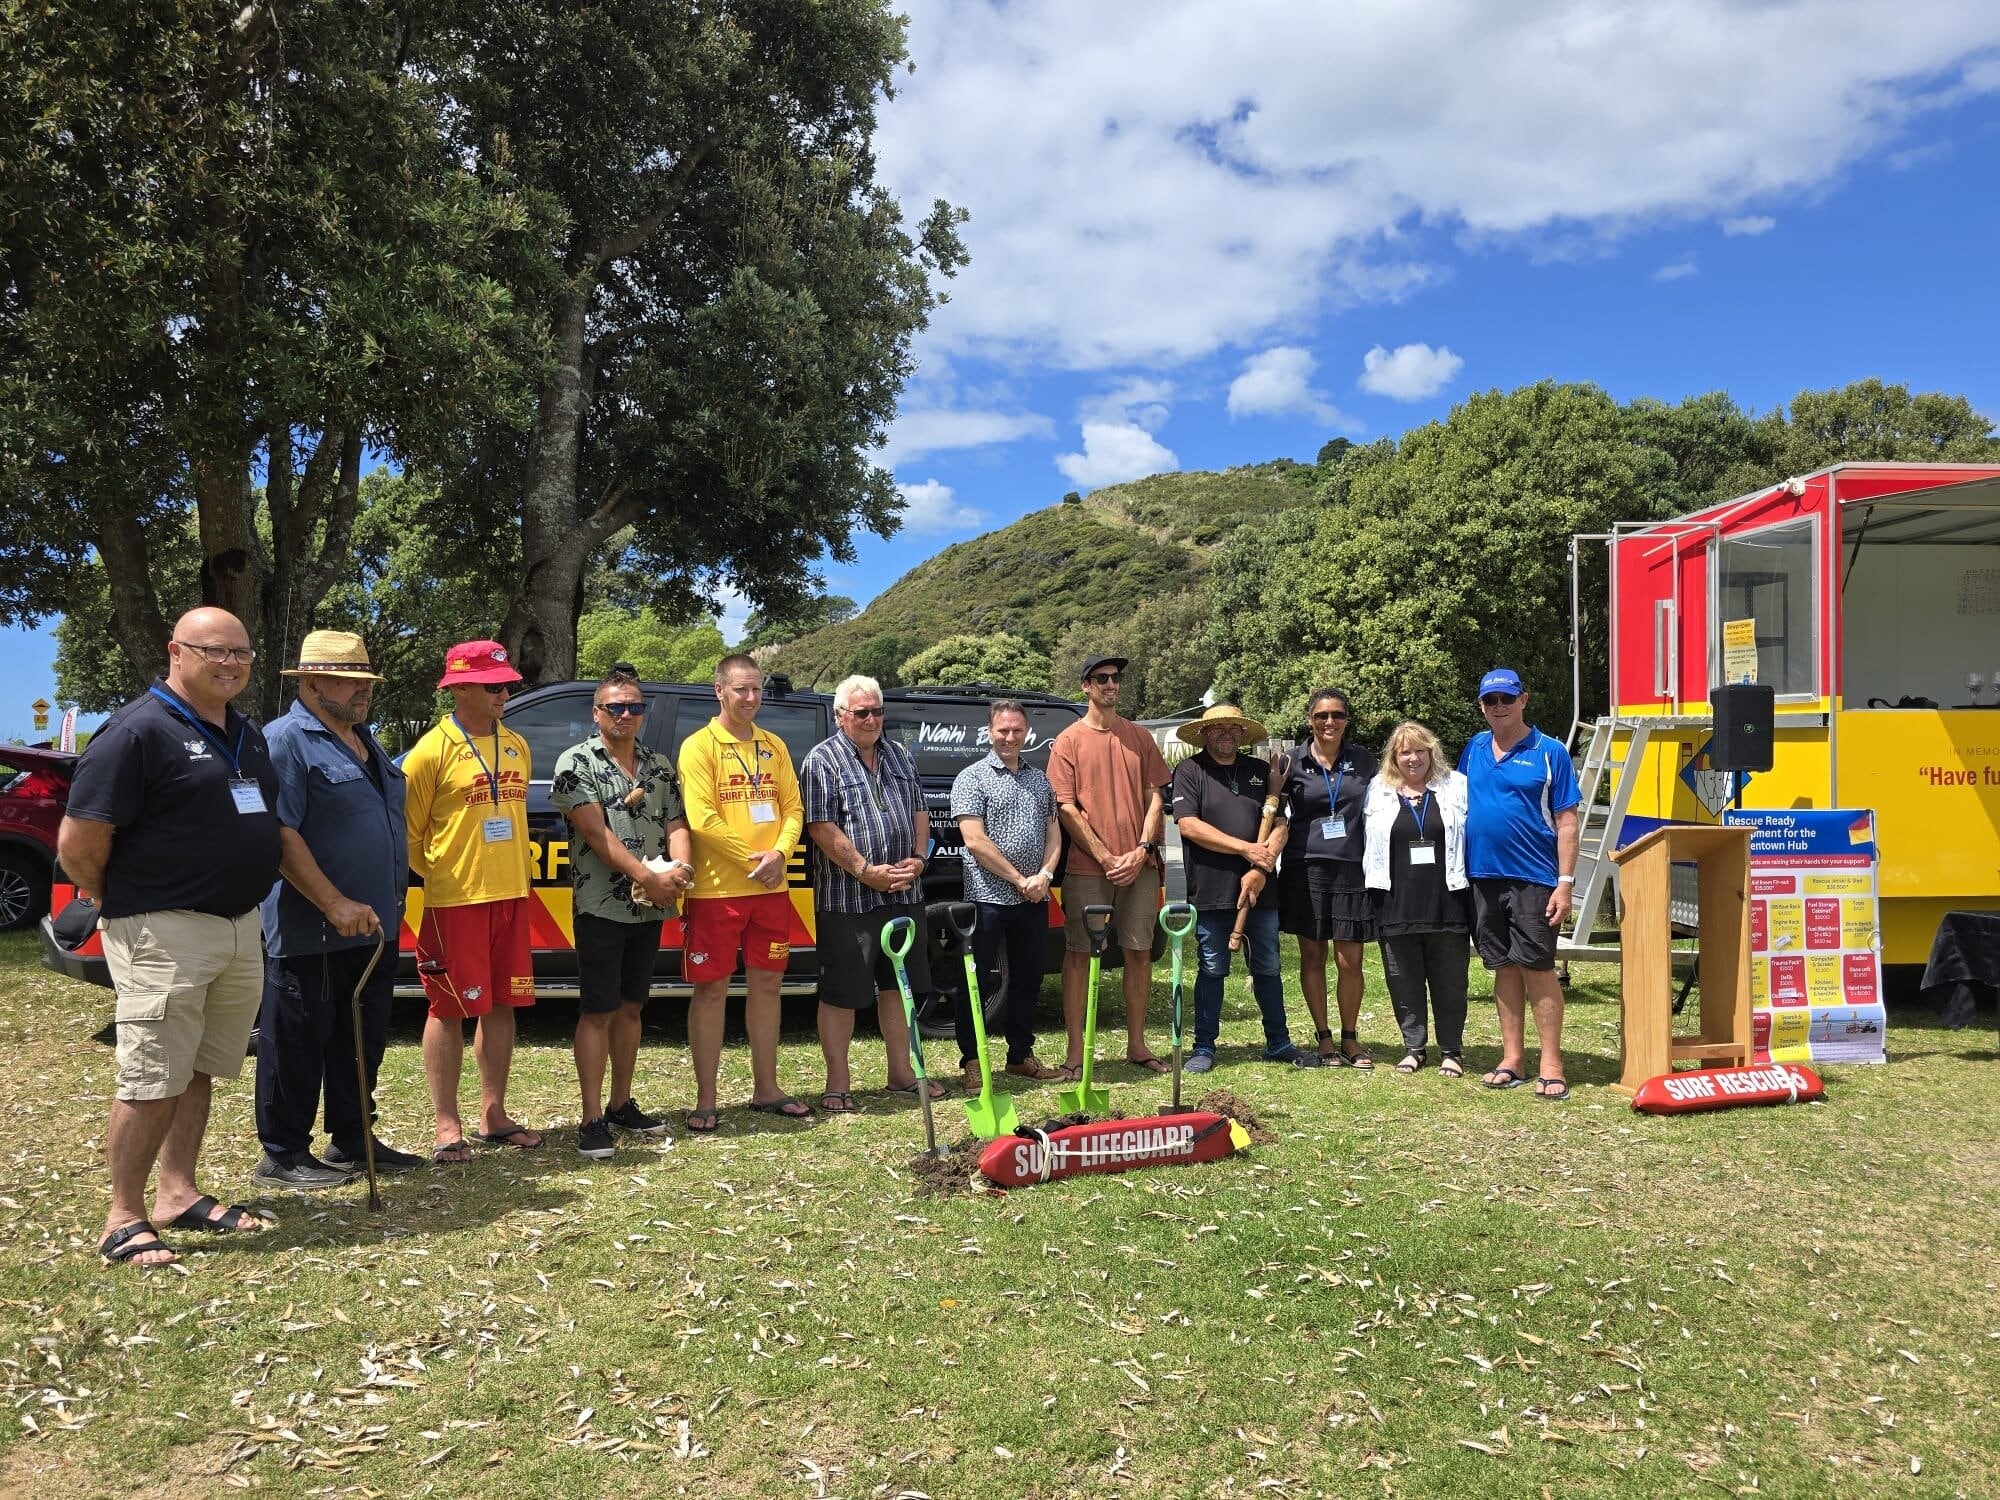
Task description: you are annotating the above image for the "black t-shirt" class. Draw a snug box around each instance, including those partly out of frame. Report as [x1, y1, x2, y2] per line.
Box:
[1171, 751, 1279, 912]
[1374, 789, 1472, 935]
[1281, 742, 1376, 863]
[65, 681, 283, 919]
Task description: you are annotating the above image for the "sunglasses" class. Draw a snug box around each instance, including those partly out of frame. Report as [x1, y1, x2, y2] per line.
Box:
[1481, 692, 1519, 707]
[1088, 672, 1124, 685]
[595, 701, 645, 717]
[1310, 711, 1349, 723]
[843, 704, 886, 719]
[480, 683, 511, 695]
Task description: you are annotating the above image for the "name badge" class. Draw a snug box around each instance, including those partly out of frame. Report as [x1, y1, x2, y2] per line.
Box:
[1320, 817, 1346, 840]
[230, 779, 267, 815]
[482, 816, 514, 843]
[749, 800, 778, 825]
[1407, 841, 1437, 866]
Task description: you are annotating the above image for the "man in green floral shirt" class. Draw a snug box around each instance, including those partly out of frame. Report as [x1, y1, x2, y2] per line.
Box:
[551, 664, 693, 1158]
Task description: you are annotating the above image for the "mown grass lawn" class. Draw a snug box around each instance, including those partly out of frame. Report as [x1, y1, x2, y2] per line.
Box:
[1, 927, 1995, 1498]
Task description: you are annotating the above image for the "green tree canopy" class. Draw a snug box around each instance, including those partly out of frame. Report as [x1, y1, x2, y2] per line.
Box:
[897, 633, 1053, 692]
[740, 595, 858, 652]
[577, 609, 727, 685]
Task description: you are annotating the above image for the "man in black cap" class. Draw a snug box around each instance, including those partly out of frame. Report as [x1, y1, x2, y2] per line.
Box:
[1045, 653, 1172, 1077]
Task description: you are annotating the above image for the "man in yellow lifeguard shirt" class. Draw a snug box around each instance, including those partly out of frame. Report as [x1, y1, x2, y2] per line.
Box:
[403, 639, 542, 1161]
[676, 654, 808, 1130]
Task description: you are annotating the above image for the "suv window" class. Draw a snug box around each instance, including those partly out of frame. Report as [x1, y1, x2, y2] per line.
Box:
[883, 695, 1080, 779]
[503, 688, 596, 779]
[665, 698, 826, 770]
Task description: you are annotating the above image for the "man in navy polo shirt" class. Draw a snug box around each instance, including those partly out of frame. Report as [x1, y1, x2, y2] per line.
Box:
[254, 630, 419, 1188]
[1457, 669, 1581, 1102]
[59, 607, 283, 1268]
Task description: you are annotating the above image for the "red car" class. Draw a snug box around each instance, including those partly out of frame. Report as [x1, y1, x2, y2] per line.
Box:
[0, 745, 74, 932]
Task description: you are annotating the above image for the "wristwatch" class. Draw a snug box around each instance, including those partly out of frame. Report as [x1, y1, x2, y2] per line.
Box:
[1557, 874, 1576, 885]
[1038, 867, 1056, 881]
[1138, 839, 1157, 855]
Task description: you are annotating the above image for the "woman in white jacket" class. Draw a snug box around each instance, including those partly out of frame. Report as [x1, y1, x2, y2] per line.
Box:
[1363, 721, 1473, 1076]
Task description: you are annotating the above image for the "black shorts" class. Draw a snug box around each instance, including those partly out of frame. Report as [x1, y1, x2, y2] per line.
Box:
[1471, 878, 1558, 971]
[1278, 859, 1376, 944]
[574, 911, 664, 1013]
[816, 905, 933, 1010]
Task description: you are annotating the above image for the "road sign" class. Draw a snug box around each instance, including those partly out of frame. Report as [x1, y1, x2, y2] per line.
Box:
[31, 697, 49, 732]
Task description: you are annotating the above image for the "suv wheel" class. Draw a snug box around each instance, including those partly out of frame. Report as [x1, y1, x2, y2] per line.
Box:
[916, 909, 1006, 1039]
[0, 848, 50, 932]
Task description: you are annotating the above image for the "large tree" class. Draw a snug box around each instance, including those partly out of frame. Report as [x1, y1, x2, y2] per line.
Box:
[440, 0, 965, 685]
[2, 1, 541, 715]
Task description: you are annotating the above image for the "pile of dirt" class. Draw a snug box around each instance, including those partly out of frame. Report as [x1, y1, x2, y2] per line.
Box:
[1197, 1088, 1276, 1145]
[905, 1138, 987, 1198]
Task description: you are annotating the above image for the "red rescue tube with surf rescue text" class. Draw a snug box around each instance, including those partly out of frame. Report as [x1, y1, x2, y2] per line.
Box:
[1631, 1062, 1825, 1115]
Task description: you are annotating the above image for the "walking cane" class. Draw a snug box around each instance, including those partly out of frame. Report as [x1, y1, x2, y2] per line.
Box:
[349, 927, 388, 1212]
[1231, 747, 1291, 951]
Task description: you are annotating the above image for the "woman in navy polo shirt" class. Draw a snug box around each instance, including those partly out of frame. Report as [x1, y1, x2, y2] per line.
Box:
[1277, 688, 1377, 1067]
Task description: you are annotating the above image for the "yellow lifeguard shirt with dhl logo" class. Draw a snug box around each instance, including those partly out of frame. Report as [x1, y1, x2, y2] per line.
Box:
[676, 717, 803, 899]
[403, 717, 532, 908]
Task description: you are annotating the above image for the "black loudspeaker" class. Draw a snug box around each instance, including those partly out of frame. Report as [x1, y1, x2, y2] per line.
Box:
[1710, 684, 1775, 773]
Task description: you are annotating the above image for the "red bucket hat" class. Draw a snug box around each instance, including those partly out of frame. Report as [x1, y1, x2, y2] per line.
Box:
[437, 639, 524, 689]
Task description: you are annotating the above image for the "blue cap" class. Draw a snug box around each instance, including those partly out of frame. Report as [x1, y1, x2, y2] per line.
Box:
[1478, 668, 1523, 698]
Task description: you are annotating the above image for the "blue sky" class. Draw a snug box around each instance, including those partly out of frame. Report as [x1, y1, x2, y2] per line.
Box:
[8, 0, 2000, 740]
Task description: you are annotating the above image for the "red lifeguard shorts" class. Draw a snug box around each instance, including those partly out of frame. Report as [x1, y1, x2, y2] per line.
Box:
[416, 898, 535, 1019]
[682, 893, 793, 982]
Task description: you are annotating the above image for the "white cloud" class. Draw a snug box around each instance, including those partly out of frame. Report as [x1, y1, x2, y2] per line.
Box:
[896, 478, 988, 533]
[1721, 214, 1776, 236]
[878, 2, 2000, 369]
[712, 585, 752, 645]
[1083, 377, 1175, 431]
[1055, 422, 1179, 489]
[1356, 342, 1463, 401]
[1654, 259, 1699, 281]
[879, 407, 1054, 466]
[1228, 346, 1351, 423]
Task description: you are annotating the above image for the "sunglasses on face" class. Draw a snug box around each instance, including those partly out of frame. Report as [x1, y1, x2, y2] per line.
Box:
[1310, 710, 1349, 723]
[481, 683, 511, 695]
[844, 705, 886, 719]
[1088, 672, 1123, 685]
[1481, 693, 1519, 707]
[595, 702, 645, 717]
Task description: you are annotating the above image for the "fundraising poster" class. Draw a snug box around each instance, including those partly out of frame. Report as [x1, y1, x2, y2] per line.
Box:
[1724, 809, 1886, 1065]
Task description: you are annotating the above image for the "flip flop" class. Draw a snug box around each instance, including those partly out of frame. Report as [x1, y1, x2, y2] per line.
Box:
[100, 1220, 177, 1267]
[819, 1091, 859, 1113]
[683, 1108, 720, 1133]
[1534, 1077, 1572, 1102]
[1482, 1065, 1529, 1091]
[164, 1195, 270, 1234]
[432, 1139, 472, 1163]
[1125, 1055, 1170, 1075]
[887, 1080, 948, 1099]
[748, 1096, 814, 1119]
[474, 1125, 544, 1150]
[1055, 1063, 1084, 1083]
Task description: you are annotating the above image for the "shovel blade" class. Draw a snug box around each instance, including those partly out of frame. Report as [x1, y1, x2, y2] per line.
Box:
[963, 1093, 1019, 1141]
[1057, 1084, 1111, 1116]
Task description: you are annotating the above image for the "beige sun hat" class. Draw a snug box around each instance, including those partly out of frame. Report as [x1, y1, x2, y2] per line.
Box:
[1175, 703, 1269, 747]
[280, 629, 386, 681]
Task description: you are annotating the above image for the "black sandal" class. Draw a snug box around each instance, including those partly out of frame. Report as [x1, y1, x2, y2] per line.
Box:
[1438, 1052, 1464, 1078]
[1311, 1025, 1339, 1064]
[1395, 1049, 1426, 1074]
[100, 1220, 177, 1267]
[1337, 1028, 1374, 1070]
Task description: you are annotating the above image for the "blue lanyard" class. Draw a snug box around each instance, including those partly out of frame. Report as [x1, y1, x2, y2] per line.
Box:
[1401, 788, 1431, 836]
[451, 714, 502, 807]
[149, 685, 245, 774]
[1316, 755, 1345, 819]
[725, 735, 766, 792]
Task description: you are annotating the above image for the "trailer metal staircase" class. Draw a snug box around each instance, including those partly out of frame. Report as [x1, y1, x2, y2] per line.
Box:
[1557, 716, 1649, 963]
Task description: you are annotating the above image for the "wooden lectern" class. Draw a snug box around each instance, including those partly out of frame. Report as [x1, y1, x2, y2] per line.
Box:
[1608, 825, 1753, 1097]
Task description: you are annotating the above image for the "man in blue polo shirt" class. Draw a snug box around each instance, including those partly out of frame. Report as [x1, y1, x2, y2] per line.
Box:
[1457, 668, 1580, 1102]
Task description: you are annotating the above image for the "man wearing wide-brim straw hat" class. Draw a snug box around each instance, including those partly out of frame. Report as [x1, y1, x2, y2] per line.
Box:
[254, 630, 421, 1188]
[1169, 704, 1300, 1073]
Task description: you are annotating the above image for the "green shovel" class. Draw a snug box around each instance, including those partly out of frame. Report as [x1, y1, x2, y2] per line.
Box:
[1157, 901, 1198, 1114]
[944, 902, 1018, 1140]
[882, 914, 946, 1158]
[1058, 904, 1117, 1117]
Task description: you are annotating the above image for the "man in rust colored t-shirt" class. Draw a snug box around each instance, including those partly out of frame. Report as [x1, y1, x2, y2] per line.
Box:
[1046, 653, 1172, 1079]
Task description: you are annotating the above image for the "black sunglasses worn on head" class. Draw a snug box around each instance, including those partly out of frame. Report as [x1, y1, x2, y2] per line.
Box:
[1481, 692, 1519, 707]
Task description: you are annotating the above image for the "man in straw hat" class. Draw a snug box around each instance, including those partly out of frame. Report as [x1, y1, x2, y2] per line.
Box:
[254, 629, 419, 1187]
[1170, 705, 1299, 1072]
[404, 639, 543, 1160]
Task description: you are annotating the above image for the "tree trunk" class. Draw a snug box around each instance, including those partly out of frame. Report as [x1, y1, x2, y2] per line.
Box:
[92, 508, 171, 691]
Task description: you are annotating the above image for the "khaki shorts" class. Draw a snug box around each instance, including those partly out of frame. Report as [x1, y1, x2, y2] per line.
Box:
[1062, 868, 1161, 954]
[101, 909, 263, 1101]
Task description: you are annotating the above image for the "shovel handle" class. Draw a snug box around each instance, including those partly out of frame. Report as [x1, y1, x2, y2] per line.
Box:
[1082, 903, 1116, 957]
[880, 914, 916, 962]
[943, 900, 977, 949]
[1158, 901, 1196, 940]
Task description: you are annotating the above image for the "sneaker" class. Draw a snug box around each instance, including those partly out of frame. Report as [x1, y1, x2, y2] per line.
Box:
[252, 1151, 352, 1190]
[324, 1140, 425, 1175]
[604, 1098, 669, 1137]
[576, 1116, 616, 1160]
[1184, 1050, 1217, 1075]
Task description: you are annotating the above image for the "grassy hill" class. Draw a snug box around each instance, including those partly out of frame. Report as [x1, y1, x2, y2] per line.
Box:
[768, 460, 1319, 689]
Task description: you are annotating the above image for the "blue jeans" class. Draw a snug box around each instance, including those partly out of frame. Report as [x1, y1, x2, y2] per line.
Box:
[1185, 907, 1290, 1056]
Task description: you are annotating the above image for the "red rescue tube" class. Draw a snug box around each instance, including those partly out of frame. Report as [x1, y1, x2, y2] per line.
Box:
[977, 1112, 1246, 1188]
[1631, 1063, 1825, 1115]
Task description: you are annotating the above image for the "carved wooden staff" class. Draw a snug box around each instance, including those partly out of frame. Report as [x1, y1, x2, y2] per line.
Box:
[1230, 745, 1292, 951]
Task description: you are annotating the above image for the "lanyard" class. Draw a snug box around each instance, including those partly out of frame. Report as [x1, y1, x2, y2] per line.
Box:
[724, 733, 766, 793]
[1401, 788, 1431, 836]
[451, 713, 502, 807]
[1315, 754, 1345, 821]
[149, 685, 245, 774]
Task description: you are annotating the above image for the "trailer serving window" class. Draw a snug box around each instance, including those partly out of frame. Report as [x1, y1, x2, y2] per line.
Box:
[1715, 518, 1818, 698]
